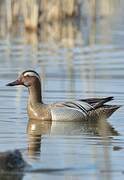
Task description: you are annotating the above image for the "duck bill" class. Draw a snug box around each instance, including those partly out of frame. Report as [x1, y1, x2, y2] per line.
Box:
[6, 79, 22, 86]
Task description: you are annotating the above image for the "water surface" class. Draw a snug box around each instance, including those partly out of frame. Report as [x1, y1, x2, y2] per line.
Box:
[0, 1, 124, 180]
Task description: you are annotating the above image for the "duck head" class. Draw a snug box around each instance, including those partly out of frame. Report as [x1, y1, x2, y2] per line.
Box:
[6, 70, 41, 87]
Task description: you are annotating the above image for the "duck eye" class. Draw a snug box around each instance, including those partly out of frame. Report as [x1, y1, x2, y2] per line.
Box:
[24, 75, 30, 78]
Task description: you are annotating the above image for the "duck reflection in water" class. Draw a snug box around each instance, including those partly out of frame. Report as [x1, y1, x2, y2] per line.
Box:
[0, 120, 119, 180]
[27, 118, 119, 156]
[27, 119, 52, 156]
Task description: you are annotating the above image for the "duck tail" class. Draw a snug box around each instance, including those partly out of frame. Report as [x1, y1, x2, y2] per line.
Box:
[98, 105, 121, 119]
[108, 105, 121, 114]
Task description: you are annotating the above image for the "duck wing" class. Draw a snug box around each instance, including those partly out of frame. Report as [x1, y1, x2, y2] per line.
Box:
[79, 96, 114, 109]
[49, 100, 94, 121]
[49, 96, 119, 121]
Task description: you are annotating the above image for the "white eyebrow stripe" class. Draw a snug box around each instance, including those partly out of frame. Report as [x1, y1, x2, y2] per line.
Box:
[24, 72, 41, 81]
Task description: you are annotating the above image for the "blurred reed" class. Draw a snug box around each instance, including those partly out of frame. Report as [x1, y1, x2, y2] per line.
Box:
[0, 0, 116, 45]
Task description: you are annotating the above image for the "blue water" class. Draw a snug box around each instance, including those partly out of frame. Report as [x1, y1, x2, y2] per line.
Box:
[0, 1, 124, 180]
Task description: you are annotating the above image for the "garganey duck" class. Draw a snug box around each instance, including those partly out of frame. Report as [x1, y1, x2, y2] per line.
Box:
[6, 70, 120, 121]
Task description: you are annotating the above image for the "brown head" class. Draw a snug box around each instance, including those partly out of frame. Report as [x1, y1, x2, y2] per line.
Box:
[6, 70, 41, 88]
[6, 70, 42, 103]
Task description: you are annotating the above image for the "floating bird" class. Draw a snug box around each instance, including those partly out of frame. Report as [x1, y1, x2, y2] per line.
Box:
[6, 70, 120, 121]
